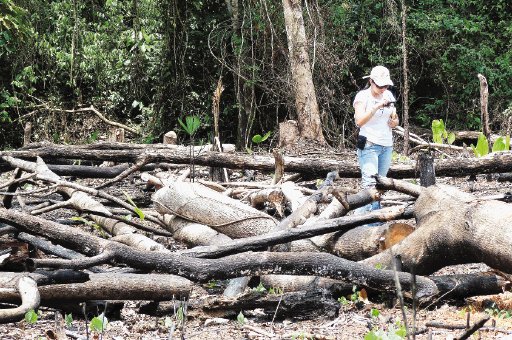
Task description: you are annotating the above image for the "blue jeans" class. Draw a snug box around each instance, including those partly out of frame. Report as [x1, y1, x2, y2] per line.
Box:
[355, 141, 393, 218]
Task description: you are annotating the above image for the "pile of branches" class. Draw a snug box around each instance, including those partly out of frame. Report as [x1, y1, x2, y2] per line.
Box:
[0, 141, 511, 336]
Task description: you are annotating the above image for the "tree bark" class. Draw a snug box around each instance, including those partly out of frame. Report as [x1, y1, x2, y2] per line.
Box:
[4, 142, 512, 178]
[363, 182, 512, 275]
[478, 73, 490, 145]
[0, 277, 39, 323]
[0, 208, 438, 299]
[282, 0, 325, 144]
[153, 182, 277, 238]
[400, 0, 410, 155]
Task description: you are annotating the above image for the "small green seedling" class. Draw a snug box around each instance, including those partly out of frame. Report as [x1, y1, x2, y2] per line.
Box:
[237, 311, 247, 325]
[89, 313, 108, 332]
[251, 131, 271, 144]
[24, 309, 38, 324]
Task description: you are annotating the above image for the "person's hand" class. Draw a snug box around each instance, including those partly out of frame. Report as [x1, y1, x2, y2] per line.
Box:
[388, 110, 399, 128]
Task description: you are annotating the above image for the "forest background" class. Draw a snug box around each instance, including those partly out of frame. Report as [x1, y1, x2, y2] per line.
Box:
[0, 0, 511, 151]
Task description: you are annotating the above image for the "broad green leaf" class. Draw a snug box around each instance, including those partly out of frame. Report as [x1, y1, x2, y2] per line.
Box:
[447, 132, 456, 145]
[237, 311, 246, 325]
[473, 133, 489, 157]
[252, 131, 272, 144]
[64, 313, 73, 328]
[178, 115, 201, 136]
[24, 309, 38, 324]
[492, 136, 507, 152]
[252, 134, 263, 143]
[370, 308, 380, 318]
[431, 119, 445, 144]
[89, 314, 108, 332]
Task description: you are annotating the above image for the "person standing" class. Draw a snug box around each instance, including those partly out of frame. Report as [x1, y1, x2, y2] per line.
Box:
[353, 65, 399, 214]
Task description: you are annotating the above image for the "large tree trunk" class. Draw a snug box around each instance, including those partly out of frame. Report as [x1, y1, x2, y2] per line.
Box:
[282, 0, 325, 144]
[363, 182, 512, 275]
[153, 182, 277, 238]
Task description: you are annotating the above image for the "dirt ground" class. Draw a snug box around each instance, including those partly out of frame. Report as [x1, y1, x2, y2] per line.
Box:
[1, 148, 512, 339]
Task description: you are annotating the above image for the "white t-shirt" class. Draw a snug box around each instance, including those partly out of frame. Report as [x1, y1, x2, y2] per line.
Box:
[353, 88, 396, 147]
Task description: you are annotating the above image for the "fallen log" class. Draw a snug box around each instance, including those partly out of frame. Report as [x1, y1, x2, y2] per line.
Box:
[142, 289, 340, 320]
[0, 277, 39, 323]
[0, 273, 192, 303]
[179, 205, 413, 258]
[153, 182, 277, 238]
[363, 178, 512, 275]
[3, 142, 512, 178]
[0, 208, 439, 300]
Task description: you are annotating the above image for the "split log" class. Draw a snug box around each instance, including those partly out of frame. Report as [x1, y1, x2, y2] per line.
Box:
[4, 142, 512, 178]
[328, 223, 415, 261]
[363, 179, 512, 275]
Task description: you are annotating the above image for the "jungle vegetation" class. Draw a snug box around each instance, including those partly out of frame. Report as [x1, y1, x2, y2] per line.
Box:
[0, 0, 511, 150]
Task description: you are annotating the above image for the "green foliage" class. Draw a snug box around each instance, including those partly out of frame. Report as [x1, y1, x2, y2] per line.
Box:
[64, 313, 73, 328]
[268, 286, 284, 295]
[24, 309, 38, 324]
[2, 0, 512, 150]
[176, 305, 184, 322]
[206, 279, 220, 289]
[236, 311, 247, 325]
[431, 119, 455, 144]
[86, 131, 99, 144]
[253, 282, 267, 293]
[178, 115, 201, 138]
[337, 296, 349, 305]
[492, 135, 511, 152]
[123, 191, 145, 220]
[485, 304, 512, 319]
[251, 131, 271, 144]
[365, 320, 407, 340]
[89, 313, 108, 333]
[471, 133, 489, 157]
[0, 0, 31, 53]
[70, 216, 107, 238]
[370, 308, 380, 318]
[374, 263, 385, 270]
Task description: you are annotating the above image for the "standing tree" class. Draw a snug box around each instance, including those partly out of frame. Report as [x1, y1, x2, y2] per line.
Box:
[282, 0, 326, 145]
[400, 0, 410, 155]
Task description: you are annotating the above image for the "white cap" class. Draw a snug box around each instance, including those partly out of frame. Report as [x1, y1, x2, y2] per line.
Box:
[363, 65, 394, 87]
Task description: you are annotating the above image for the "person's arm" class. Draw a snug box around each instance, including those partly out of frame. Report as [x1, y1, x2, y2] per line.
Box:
[354, 99, 391, 127]
[388, 107, 399, 128]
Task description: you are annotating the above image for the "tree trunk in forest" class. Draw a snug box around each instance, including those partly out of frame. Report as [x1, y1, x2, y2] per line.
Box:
[478, 73, 491, 147]
[400, 0, 410, 155]
[225, 0, 255, 150]
[282, 0, 325, 144]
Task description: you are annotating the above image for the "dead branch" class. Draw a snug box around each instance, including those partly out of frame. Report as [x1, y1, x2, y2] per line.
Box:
[0, 208, 438, 300]
[0, 277, 40, 323]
